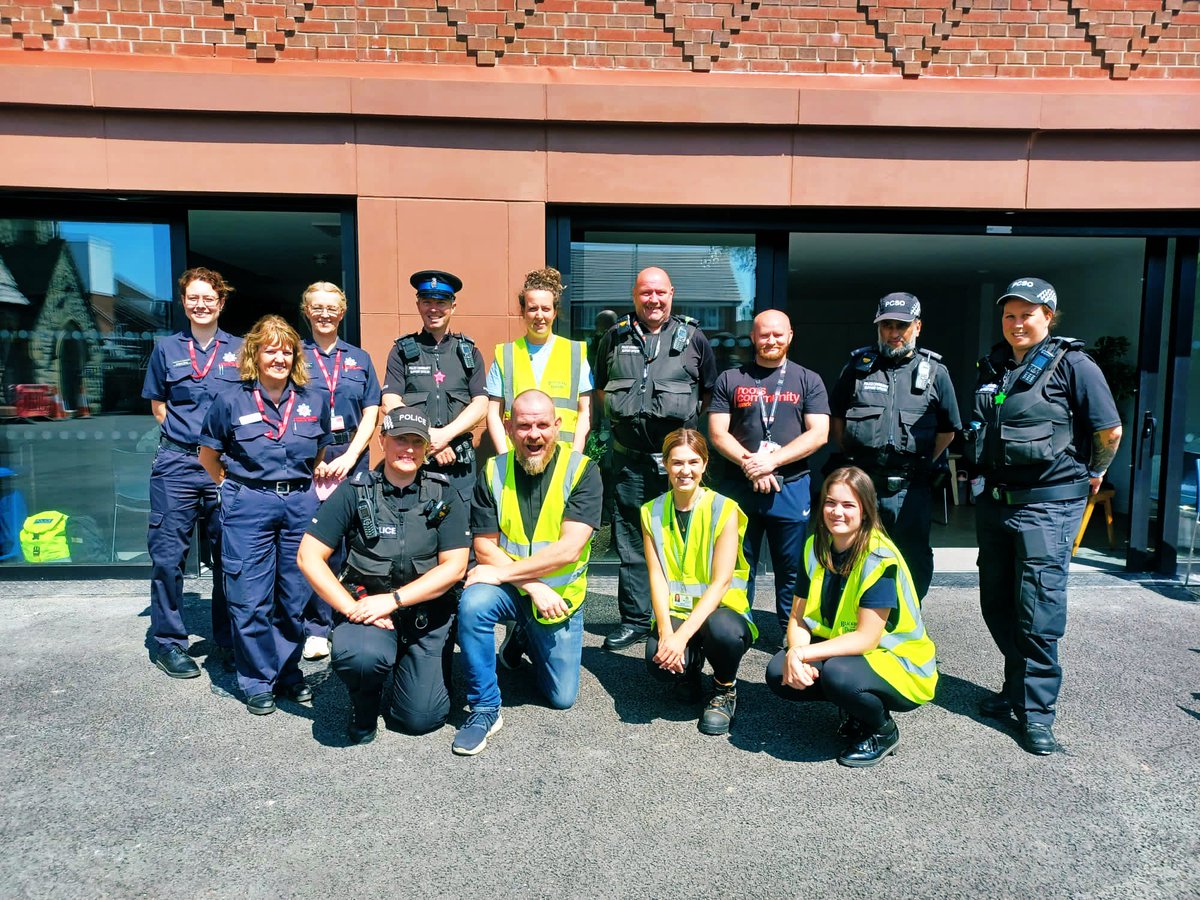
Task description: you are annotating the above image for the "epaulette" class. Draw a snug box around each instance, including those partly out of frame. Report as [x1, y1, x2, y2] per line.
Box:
[420, 469, 449, 502]
[395, 333, 420, 363]
[916, 347, 943, 362]
[616, 315, 634, 337]
[851, 345, 878, 375]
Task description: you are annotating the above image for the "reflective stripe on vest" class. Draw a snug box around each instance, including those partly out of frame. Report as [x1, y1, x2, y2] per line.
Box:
[496, 336, 583, 442]
[643, 488, 757, 640]
[801, 532, 938, 703]
[486, 442, 591, 622]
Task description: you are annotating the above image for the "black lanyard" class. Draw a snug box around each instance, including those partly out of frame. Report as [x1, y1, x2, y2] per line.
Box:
[755, 360, 788, 443]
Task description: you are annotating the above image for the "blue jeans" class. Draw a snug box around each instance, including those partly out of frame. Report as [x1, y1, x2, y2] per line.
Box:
[458, 582, 584, 711]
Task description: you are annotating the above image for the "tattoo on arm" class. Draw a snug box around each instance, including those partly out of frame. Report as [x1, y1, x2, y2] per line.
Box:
[1090, 430, 1120, 473]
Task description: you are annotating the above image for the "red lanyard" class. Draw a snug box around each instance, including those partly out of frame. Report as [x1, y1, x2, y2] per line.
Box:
[188, 339, 219, 379]
[313, 349, 342, 410]
[253, 388, 297, 440]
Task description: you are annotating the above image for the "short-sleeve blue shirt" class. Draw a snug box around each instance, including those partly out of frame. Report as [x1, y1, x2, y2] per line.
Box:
[301, 338, 382, 438]
[141, 328, 244, 446]
[200, 380, 332, 482]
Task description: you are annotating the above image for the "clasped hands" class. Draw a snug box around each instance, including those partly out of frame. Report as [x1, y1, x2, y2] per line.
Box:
[741, 448, 780, 494]
[466, 563, 569, 620]
[782, 647, 820, 689]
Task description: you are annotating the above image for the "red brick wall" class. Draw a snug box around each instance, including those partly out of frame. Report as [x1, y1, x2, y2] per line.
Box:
[2, 0, 1198, 78]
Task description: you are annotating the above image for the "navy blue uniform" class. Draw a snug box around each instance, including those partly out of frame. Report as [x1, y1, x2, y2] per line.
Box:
[301, 338, 383, 640]
[141, 328, 243, 654]
[200, 380, 332, 698]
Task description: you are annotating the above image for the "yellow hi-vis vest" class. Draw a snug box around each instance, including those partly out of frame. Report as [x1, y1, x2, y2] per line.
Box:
[641, 488, 758, 641]
[495, 335, 585, 443]
[802, 531, 938, 704]
[486, 441, 591, 624]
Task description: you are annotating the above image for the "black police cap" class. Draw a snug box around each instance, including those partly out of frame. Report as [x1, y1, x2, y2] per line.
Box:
[410, 270, 463, 302]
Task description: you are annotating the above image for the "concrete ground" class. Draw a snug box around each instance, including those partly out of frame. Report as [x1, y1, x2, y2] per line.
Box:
[1, 572, 1198, 899]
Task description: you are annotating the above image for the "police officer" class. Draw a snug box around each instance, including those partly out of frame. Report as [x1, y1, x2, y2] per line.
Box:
[142, 267, 243, 679]
[381, 270, 488, 501]
[297, 408, 471, 745]
[968, 277, 1122, 755]
[199, 315, 332, 716]
[829, 292, 961, 600]
[593, 267, 718, 650]
[709, 310, 829, 640]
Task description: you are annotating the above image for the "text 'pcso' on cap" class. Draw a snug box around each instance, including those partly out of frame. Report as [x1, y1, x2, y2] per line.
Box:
[874, 292, 922, 323]
[997, 277, 1058, 312]
[410, 270, 462, 302]
[381, 408, 431, 442]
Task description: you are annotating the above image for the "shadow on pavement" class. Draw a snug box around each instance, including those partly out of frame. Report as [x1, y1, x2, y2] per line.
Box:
[581, 645, 697, 725]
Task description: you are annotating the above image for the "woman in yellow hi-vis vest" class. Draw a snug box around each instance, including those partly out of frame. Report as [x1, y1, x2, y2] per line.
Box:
[766, 466, 938, 767]
[642, 429, 758, 736]
[485, 268, 592, 455]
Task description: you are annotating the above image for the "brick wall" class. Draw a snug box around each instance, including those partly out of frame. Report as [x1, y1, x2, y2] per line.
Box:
[2, 0, 1198, 78]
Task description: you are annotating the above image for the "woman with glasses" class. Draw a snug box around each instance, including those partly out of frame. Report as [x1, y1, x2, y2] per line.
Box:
[199, 316, 332, 716]
[298, 281, 382, 661]
[142, 267, 242, 680]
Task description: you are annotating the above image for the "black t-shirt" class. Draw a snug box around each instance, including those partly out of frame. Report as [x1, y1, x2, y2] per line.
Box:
[794, 547, 899, 626]
[710, 359, 830, 479]
[471, 447, 605, 536]
[307, 471, 471, 585]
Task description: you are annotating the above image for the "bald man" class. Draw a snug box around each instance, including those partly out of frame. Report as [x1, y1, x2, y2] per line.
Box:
[709, 311, 829, 642]
[593, 267, 717, 650]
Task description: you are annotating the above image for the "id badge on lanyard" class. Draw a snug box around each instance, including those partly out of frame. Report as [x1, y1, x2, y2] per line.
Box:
[756, 360, 788, 449]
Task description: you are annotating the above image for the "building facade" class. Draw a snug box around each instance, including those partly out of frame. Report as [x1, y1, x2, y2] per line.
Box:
[1, 0, 1198, 574]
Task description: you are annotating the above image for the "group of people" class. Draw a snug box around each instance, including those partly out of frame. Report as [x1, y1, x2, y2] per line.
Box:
[142, 261, 1121, 765]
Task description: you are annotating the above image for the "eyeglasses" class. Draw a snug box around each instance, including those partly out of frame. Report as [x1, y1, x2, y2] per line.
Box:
[307, 306, 343, 317]
[184, 294, 220, 306]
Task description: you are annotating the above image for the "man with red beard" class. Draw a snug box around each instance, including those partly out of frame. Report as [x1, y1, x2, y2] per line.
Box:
[452, 390, 603, 756]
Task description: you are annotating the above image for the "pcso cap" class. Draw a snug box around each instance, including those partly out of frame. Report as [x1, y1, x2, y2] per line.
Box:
[380, 407, 431, 442]
[410, 270, 462, 302]
[873, 292, 922, 324]
[997, 276, 1058, 313]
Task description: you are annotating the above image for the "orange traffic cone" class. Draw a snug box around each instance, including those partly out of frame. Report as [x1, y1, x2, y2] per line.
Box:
[76, 381, 91, 418]
[50, 388, 66, 420]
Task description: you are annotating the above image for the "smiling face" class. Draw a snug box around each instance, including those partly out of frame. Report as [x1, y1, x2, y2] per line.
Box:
[417, 295, 455, 334]
[304, 289, 345, 341]
[507, 392, 560, 475]
[666, 443, 706, 496]
[1002, 300, 1053, 358]
[752, 311, 792, 365]
[877, 318, 922, 360]
[182, 278, 224, 329]
[381, 431, 428, 479]
[632, 267, 674, 332]
[257, 339, 295, 389]
[823, 481, 863, 549]
[522, 289, 557, 343]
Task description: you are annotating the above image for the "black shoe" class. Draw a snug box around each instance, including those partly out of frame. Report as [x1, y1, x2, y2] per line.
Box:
[154, 645, 201, 679]
[698, 683, 737, 736]
[979, 692, 1013, 719]
[348, 720, 378, 745]
[498, 621, 528, 670]
[283, 681, 313, 704]
[837, 718, 900, 767]
[246, 692, 276, 716]
[604, 624, 650, 651]
[1021, 722, 1058, 755]
[211, 646, 236, 673]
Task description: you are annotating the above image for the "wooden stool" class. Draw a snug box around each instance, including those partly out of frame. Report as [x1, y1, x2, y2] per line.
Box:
[1072, 487, 1115, 555]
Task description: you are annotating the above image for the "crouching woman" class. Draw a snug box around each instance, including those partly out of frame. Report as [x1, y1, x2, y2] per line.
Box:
[766, 466, 937, 767]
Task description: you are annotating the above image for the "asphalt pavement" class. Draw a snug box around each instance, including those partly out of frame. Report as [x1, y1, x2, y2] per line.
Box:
[1, 572, 1198, 899]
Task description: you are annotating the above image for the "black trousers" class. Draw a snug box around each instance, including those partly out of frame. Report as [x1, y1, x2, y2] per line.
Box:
[612, 452, 668, 630]
[330, 597, 454, 735]
[873, 473, 934, 601]
[645, 607, 753, 685]
[765, 649, 917, 731]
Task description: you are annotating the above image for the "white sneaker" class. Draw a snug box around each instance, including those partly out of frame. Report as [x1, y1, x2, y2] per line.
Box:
[302, 636, 331, 660]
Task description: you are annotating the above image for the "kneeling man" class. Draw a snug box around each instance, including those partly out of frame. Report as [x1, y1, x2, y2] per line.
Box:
[453, 389, 602, 756]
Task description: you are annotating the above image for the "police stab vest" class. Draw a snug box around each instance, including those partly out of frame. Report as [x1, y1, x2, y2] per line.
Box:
[393, 332, 477, 428]
[974, 336, 1082, 481]
[20, 510, 71, 563]
[642, 488, 758, 640]
[343, 469, 448, 592]
[603, 315, 701, 450]
[485, 442, 591, 624]
[841, 346, 943, 465]
[494, 335, 585, 443]
[802, 531, 938, 704]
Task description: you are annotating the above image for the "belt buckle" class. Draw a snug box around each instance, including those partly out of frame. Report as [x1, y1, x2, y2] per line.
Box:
[274, 481, 291, 495]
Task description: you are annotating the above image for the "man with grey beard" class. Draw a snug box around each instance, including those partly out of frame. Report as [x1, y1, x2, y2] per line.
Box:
[829, 292, 961, 599]
[452, 390, 603, 756]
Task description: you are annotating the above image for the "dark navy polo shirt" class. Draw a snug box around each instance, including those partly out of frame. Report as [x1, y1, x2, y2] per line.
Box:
[142, 328, 243, 446]
[301, 337, 382, 435]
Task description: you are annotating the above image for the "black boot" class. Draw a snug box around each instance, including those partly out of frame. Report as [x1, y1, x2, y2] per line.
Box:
[836, 717, 900, 768]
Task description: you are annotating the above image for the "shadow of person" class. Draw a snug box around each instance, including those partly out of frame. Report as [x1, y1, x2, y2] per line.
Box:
[728, 682, 843, 763]
[580, 645, 696, 725]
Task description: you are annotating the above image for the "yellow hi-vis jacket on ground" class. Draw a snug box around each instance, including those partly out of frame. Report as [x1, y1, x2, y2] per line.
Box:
[801, 531, 938, 704]
[494, 335, 586, 443]
[486, 441, 591, 624]
[641, 488, 758, 641]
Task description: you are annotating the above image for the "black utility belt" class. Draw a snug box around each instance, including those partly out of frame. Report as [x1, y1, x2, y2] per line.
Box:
[987, 480, 1090, 505]
[329, 430, 353, 446]
[227, 476, 311, 495]
[159, 436, 200, 456]
[612, 437, 662, 458]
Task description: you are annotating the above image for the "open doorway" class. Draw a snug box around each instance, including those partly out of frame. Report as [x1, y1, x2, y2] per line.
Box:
[787, 232, 1145, 574]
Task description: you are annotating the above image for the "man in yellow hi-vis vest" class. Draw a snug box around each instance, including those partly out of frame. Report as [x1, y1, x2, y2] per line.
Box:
[453, 390, 603, 757]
